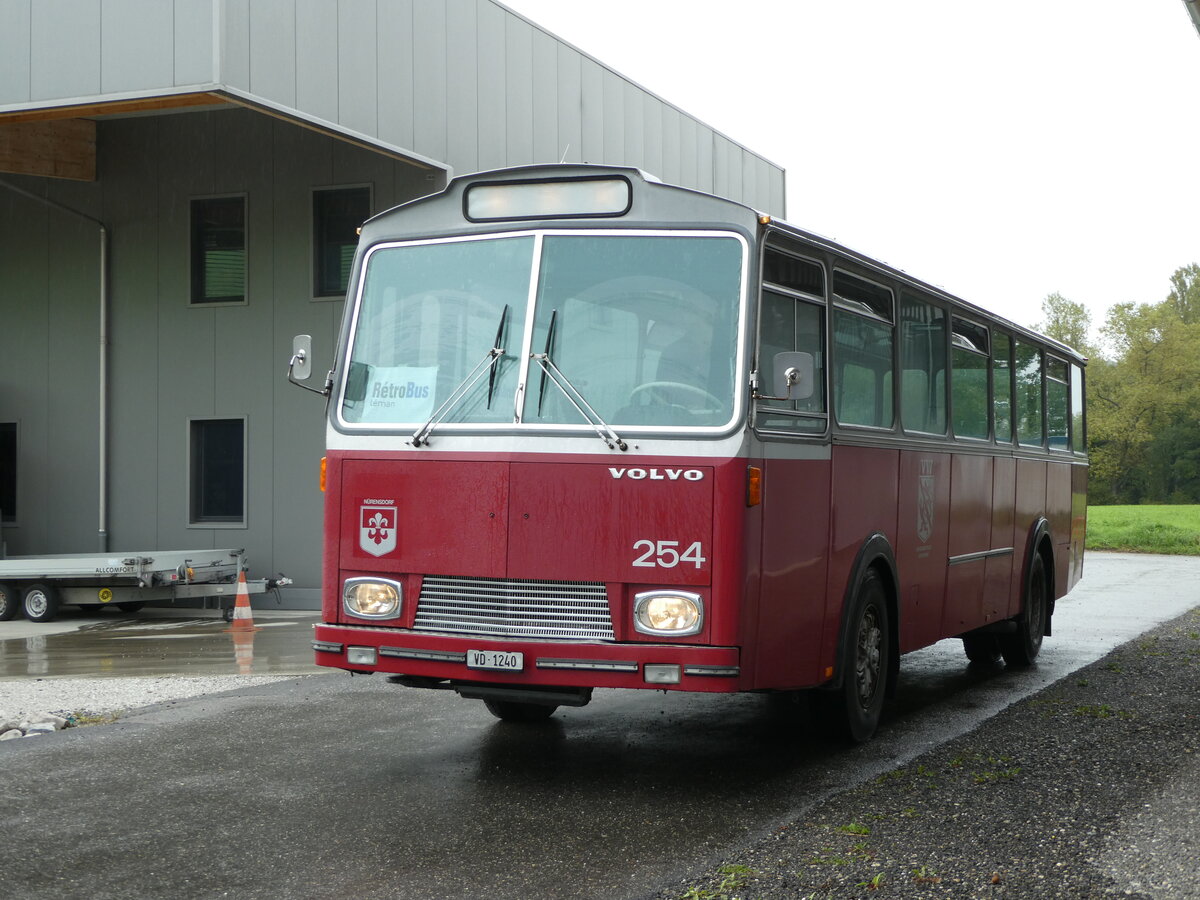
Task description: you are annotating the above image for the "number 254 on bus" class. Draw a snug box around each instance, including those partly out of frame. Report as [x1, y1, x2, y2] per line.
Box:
[290, 165, 1087, 743]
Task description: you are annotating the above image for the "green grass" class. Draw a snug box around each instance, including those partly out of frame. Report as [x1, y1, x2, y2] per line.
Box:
[1086, 505, 1200, 555]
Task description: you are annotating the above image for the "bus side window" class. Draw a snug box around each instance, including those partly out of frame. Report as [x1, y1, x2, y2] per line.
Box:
[757, 246, 827, 435]
[951, 317, 989, 440]
[832, 271, 894, 430]
[1014, 339, 1045, 448]
[900, 293, 947, 435]
[1046, 356, 1070, 450]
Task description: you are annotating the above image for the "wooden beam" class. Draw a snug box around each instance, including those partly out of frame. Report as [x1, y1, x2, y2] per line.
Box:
[0, 92, 229, 124]
[0, 118, 96, 181]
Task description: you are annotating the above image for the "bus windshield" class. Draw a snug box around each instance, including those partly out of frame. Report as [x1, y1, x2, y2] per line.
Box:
[340, 231, 745, 431]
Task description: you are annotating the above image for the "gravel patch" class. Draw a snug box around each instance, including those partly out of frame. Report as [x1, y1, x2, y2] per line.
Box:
[656, 606, 1200, 900]
[1, 674, 302, 720]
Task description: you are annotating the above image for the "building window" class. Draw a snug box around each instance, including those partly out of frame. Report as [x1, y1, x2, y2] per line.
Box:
[191, 196, 246, 304]
[0, 422, 15, 524]
[189, 418, 246, 525]
[314, 186, 370, 297]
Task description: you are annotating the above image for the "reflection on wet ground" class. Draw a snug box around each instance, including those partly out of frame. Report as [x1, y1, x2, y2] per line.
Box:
[0, 609, 323, 679]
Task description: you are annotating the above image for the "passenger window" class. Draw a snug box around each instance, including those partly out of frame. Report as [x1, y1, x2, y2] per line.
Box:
[758, 290, 826, 433]
[1046, 357, 1069, 450]
[951, 318, 989, 440]
[833, 271, 894, 429]
[757, 246, 827, 435]
[900, 293, 946, 434]
[1014, 339, 1044, 447]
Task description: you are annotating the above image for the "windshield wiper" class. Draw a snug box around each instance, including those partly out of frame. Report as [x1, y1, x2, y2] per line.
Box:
[531, 312, 628, 452]
[412, 304, 509, 448]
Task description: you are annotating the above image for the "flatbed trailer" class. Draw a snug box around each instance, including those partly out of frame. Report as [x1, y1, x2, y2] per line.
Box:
[0, 549, 287, 623]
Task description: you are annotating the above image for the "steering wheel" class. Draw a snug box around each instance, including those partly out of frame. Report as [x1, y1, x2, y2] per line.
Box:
[629, 380, 723, 410]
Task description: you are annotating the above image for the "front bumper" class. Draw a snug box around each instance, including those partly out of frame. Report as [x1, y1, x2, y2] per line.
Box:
[313, 623, 742, 692]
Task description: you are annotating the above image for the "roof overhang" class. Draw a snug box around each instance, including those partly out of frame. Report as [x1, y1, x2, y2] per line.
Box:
[0, 87, 450, 182]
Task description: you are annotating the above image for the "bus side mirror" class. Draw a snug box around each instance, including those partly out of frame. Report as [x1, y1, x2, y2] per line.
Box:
[287, 334, 333, 397]
[290, 335, 312, 381]
[769, 351, 815, 401]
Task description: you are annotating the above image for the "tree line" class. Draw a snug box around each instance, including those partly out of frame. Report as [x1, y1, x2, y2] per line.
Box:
[1038, 264, 1200, 505]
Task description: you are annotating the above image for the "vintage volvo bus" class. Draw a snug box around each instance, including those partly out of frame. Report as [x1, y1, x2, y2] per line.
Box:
[295, 164, 1087, 742]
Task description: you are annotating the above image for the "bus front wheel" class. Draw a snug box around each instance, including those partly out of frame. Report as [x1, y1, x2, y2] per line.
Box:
[815, 568, 890, 743]
[1000, 553, 1048, 668]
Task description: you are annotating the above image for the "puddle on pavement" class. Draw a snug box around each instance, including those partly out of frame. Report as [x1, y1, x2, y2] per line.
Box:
[0, 613, 324, 679]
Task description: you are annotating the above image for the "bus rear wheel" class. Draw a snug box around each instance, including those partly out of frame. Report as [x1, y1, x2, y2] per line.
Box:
[1000, 554, 1048, 668]
[483, 700, 558, 723]
[815, 568, 890, 743]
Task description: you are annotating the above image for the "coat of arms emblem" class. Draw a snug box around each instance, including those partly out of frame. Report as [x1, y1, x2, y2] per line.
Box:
[360, 504, 397, 557]
[916, 460, 934, 545]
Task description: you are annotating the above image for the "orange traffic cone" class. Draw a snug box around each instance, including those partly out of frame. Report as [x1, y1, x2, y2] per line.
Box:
[228, 569, 256, 631]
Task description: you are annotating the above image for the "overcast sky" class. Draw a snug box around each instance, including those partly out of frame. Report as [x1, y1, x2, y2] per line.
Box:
[502, 0, 1200, 342]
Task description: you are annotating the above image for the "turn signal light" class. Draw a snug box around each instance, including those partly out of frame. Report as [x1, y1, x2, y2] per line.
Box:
[747, 466, 762, 507]
[320, 457, 327, 492]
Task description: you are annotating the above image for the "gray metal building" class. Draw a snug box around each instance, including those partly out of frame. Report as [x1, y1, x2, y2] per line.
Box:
[0, 0, 785, 607]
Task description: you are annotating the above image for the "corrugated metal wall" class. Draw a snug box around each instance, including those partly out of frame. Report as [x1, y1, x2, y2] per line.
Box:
[0, 0, 784, 214]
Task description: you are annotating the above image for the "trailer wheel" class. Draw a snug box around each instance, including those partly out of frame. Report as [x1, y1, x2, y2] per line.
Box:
[814, 568, 890, 743]
[22, 583, 61, 623]
[0, 583, 19, 621]
[483, 700, 558, 723]
[117, 602, 145, 614]
[1000, 553, 1048, 668]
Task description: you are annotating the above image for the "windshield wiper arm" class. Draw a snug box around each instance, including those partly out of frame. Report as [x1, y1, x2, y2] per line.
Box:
[412, 305, 509, 448]
[537, 308, 557, 416]
[487, 304, 509, 409]
[531, 348, 629, 452]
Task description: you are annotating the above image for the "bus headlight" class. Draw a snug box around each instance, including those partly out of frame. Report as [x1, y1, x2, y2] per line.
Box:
[343, 578, 402, 619]
[633, 590, 704, 636]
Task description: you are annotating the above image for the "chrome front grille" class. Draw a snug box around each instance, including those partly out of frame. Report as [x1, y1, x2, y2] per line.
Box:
[414, 576, 614, 641]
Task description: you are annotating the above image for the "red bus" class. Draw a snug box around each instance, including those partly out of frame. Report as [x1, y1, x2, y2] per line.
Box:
[295, 165, 1087, 742]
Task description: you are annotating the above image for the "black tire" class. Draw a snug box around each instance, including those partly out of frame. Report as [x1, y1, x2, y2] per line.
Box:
[79, 604, 104, 613]
[0, 582, 19, 621]
[962, 633, 1002, 665]
[117, 601, 145, 613]
[814, 568, 890, 743]
[22, 583, 61, 623]
[483, 700, 558, 723]
[1000, 553, 1048, 668]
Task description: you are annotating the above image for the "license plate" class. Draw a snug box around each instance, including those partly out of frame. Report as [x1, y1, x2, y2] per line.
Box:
[466, 649, 524, 671]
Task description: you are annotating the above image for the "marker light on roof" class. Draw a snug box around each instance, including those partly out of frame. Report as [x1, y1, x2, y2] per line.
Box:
[465, 177, 631, 221]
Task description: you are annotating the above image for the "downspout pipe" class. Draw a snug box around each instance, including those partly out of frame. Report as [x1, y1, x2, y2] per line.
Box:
[0, 179, 110, 552]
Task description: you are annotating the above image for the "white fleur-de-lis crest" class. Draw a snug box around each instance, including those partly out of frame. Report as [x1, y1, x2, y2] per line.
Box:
[359, 505, 397, 557]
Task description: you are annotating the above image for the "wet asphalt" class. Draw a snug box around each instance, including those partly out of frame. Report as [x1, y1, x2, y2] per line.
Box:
[0, 553, 1197, 899]
[0, 607, 323, 679]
